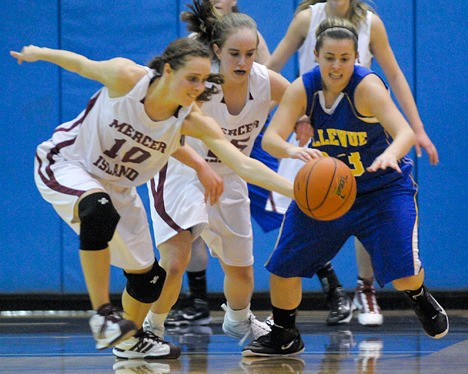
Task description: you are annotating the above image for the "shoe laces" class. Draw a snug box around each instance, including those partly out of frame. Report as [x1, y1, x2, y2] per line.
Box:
[98, 303, 122, 323]
[357, 282, 379, 313]
[135, 329, 167, 346]
[329, 288, 349, 310]
[239, 312, 271, 346]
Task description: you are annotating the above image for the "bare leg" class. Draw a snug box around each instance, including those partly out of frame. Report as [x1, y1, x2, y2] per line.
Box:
[392, 268, 424, 291]
[79, 248, 111, 310]
[354, 238, 374, 279]
[270, 274, 302, 310]
[220, 260, 254, 310]
[151, 231, 193, 314]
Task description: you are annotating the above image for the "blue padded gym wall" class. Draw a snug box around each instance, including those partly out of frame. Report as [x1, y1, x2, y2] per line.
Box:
[1, 0, 466, 296]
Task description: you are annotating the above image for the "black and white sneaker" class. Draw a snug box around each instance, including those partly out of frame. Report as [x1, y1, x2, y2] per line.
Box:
[89, 303, 137, 350]
[242, 325, 304, 357]
[112, 329, 181, 359]
[165, 298, 212, 326]
[404, 286, 449, 339]
[326, 287, 353, 325]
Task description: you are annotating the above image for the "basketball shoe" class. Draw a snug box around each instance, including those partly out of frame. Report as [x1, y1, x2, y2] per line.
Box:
[352, 278, 384, 326]
[326, 287, 353, 325]
[165, 298, 212, 326]
[112, 329, 181, 359]
[89, 303, 137, 350]
[404, 286, 449, 339]
[164, 292, 192, 326]
[221, 303, 271, 344]
[242, 324, 304, 357]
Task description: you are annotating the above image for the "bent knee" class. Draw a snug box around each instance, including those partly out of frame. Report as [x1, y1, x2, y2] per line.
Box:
[392, 271, 424, 291]
[78, 192, 119, 250]
[163, 260, 188, 278]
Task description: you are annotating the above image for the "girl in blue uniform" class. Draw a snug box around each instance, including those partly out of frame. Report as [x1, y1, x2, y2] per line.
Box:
[242, 16, 449, 357]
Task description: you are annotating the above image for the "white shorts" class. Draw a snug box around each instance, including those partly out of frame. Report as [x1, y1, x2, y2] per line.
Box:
[148, 158, 253, 267]
[35, 142, 155, 270]
[148, 158, 208, 246]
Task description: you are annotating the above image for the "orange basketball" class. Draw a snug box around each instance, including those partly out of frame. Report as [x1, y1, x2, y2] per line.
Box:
[294, 157, 357, 221]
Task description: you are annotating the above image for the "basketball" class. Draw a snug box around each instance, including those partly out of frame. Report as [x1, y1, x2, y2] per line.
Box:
[294, 157, 357, 221]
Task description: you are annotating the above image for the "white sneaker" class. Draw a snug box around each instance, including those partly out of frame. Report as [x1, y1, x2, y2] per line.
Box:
[221, 303, 271, 345]
[142, 314, 165, 338]
[89, 303, 137, 350]
[352, 279, 384, 326]
[112, 330, 181, 359]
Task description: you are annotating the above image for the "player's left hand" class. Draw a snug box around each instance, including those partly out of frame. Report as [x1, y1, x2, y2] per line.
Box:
[367, 153, 401, 173]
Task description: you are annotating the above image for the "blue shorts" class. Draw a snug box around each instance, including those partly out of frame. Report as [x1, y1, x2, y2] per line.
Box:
[265, 177, 421, 287]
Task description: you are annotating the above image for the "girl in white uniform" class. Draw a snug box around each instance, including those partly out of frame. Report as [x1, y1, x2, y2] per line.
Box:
[166, 0, 274, 330]
[150, 62, 272, 263]
[144, 7, 289, 344]
[265, 0, 439, 327]
[11, 37, 293, 359]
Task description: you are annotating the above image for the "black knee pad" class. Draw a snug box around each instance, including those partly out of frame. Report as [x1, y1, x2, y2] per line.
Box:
[78, 192, 120, 250]
[124, 261, 167, 303]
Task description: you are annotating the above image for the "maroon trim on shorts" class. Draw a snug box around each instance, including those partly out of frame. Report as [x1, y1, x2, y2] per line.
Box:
[149, 163, 183, 232]
[36, 140, 84, 197]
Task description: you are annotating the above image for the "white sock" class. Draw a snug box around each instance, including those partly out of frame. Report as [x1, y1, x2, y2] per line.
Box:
[226, 303, 250, 322]
[146, 310, 167, 337]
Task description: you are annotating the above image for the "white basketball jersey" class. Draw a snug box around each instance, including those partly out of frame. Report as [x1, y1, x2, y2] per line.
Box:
[43, 67, 191, 188]
[298, 2, 373, 73]
[189, 62, 272, 174]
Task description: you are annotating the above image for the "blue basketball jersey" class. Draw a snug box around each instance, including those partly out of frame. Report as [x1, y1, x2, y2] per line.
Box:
[302, 65, 414, 194]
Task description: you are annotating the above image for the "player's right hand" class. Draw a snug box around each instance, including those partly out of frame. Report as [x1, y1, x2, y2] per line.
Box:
[10, 45, 41, 64]
[288, 146, 322, 162]
[196, 165, 224, 205]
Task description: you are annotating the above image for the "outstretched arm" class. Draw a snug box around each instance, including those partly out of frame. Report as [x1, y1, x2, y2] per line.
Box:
[171, 145, 224, 205]
[371, 15, 438, 164]
[182, 107, 294, 199]
[10, 45, 146, 97]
